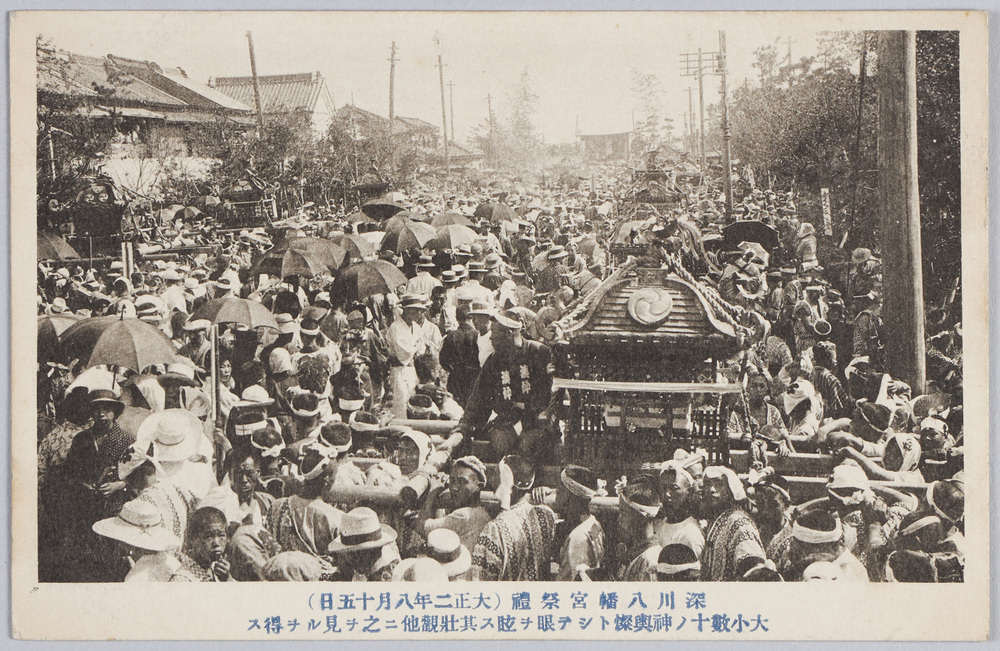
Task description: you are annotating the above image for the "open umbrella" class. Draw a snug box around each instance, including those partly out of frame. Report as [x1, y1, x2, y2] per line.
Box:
[175, 206, 203, 221]
[38, 232, 80, 261]
[191, 297, 280, 330]
[38, 314, 81, 363]
[268, 236, 347, 269]
[192, 195, 222, 211]
[331, 233, 377, 261]
[430, 212, 473, 228]
[383, 212, 423, 233]
[429, 224, 478, 251]
[474, 202, 516, 224]
[250, 248, 329, 279]
[333, 260, 408, 303]
[723, 220, 780, 253]
[361, 195, 406, 221]
[59, 316, 177, 372]
[379, 220, 437, 254]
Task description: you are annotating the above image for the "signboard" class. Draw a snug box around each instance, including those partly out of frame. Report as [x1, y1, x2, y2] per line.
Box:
[821, 187, 833, 236]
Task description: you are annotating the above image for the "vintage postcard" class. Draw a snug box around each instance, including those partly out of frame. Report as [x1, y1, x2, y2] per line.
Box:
[10, 10, 989, 640]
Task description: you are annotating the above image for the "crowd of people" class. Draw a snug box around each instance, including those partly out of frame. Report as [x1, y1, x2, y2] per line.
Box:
[36, 168, 965, 584]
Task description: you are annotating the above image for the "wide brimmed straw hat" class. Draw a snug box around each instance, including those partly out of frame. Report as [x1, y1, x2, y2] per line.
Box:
[392, 557, 449, 582]
[138, 409, 203, 463]
[87, 389, 125, 418]
[92, 499, 180, 552]
[328, 507, 397, 553]
[425, 529, 471, 577]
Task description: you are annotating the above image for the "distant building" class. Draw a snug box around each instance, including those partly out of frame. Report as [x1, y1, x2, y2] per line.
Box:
[210, 71, 336, 133]
[37, 46, 255, 159]
[578, 131, 632, 161]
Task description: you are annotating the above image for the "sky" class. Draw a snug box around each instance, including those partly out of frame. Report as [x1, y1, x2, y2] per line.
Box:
[35, 12, 829, 144]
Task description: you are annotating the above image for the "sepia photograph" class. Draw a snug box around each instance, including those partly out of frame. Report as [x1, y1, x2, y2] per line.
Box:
[9, 9, 990, 640]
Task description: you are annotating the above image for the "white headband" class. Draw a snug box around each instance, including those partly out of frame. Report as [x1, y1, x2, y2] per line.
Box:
[791, 519, 843, 545]
[655, 561, 701, 576]
[619, 493, 660, 520]
[900, 515, 941, 538]
[560, 469, 608, 500]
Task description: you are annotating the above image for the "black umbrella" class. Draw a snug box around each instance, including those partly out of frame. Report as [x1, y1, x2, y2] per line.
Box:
[723, 221, 780, 252]
[361, 196, 406, 221]
[59, 316, 177, 372]
[38, 232, 80, 261]
[191, 297, 280, 330]
[333, 260, 408, 304]
[474, 202, 515, 224]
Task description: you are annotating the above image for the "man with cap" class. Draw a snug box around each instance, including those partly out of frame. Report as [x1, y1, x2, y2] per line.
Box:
[385, 294, 434, 419]
[438, 304, 481, 407]
[327, 506, 400, 581]
[91, 498, 181, 582]
[47, 389, 135, 581]
[471, 454, 557, 581]
[535, 245, 569, 294]
[699, 466, 766, 581]
[405, 255, 442, 298]
[416, 455, 492, 556]
[454, 309, 555, 463]
[159, 268, 188, 316]
[481, 252, 506, 292]
[462, 261, 494, 306]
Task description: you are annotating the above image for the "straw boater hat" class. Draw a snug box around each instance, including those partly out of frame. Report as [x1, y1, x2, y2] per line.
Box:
[275, 313, 297, 335]
[234, 384, 275, 409]
[547, 245, 569, 261]
[440, 270, 459, 285]
[399, 294, 430, 310]
[468, 300, 494, 318]
[139, 409, 203, 463]
[467, 261, 486, 275]
[417, 255, 436, 270]
[93, 499, 180, 552]
[328, 507, 397, 553]
[157, 362, 199, 387]
[391, 557, 449, 582]
[493, 309, 524, 331]
[87, 388, 125, 418]
[484, 252, 502, 270]
[425, 529, 472, 577]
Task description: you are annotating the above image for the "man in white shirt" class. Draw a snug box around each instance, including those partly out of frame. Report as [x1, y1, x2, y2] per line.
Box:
[405, 255, 442, 298]
[385, 294, 432, 418]
[469, 301, 495, 367]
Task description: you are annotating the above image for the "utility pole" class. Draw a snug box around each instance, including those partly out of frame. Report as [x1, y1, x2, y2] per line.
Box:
[246, 32, 265, 129]
[697, 49, 706, 176]
[388, 41, 397, 169]
[877, 30, 925, 393]
[447, 81, 456, 143]
[388, 42, 397, 128]
[684, 86, 694, 155]
[718, 31, 734, 217]
[433, 32, 450, 184]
